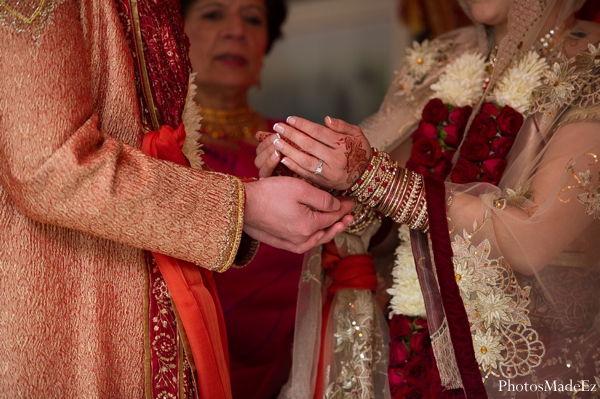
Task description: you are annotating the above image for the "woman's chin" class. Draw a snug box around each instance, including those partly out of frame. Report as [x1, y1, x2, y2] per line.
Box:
[469, 2, 509, 27]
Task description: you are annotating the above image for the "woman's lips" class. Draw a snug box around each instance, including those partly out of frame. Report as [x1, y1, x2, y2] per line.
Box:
[215, 53, 248, 67]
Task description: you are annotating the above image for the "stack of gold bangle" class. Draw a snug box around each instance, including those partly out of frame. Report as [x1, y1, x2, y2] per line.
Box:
[345, 203, 379, 234]
[347, 148, 429, 231]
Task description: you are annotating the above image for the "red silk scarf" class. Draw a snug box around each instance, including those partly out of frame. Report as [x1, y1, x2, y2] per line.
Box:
[142, 125, 233, 399]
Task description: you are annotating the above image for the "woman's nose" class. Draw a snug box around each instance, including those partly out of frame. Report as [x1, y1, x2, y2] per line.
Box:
[223, 14, 247, 41]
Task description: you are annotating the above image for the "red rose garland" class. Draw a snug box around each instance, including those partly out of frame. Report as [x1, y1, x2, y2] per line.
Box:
[388, 315, 465, 399]
[406, 98, 472, 181]
[391, 98, 524, 399]
[406, 98, 523, 185]
[450, 103, 523, 185]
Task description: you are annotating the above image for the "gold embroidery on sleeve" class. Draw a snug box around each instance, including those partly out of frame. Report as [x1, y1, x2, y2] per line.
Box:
[558, 153, 600, 219]
[494, 183, 538, 216]
[531, 45, 600, 122]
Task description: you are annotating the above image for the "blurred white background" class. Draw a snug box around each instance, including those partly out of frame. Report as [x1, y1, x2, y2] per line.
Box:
[249, 0, 411, 125]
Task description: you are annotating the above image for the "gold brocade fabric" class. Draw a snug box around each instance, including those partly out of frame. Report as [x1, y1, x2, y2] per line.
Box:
[0, 0, 67, 43]
[0, 0, 245, 396]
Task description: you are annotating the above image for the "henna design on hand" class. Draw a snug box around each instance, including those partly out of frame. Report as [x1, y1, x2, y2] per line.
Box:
[256, 132, 273, 142]
[344, 137, 368, 184]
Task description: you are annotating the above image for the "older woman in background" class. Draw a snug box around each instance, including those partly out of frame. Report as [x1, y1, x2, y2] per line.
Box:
[181, 1, 303, 398]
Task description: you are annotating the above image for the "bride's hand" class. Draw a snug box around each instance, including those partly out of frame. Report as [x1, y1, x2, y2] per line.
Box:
[263, 116, 372, 190]
[255, 131, 300, 178]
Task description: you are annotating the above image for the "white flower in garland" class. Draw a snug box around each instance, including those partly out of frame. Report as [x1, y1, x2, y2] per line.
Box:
[430, 52, 487, 107]
[387, 225, 426, 318]
[488, 51, 549, 114]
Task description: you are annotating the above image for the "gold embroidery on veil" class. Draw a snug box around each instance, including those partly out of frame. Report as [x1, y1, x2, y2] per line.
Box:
[558, 152, 600, 219]
[323, 290, 384, 399]
[451, 225, 546, 380]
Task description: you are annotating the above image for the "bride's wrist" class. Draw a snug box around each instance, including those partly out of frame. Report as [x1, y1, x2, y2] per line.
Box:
[346, 148, 429, 231]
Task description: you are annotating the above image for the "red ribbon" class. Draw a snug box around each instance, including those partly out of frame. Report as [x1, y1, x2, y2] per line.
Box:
[142, 124, 232, 399]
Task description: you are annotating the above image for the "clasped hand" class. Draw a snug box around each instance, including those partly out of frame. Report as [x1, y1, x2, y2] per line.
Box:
[243, 177, 355, 253]
[255, 116, 372, 191]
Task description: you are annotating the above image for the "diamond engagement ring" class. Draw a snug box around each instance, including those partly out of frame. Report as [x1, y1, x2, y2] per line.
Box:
[314, 159, 324, 175]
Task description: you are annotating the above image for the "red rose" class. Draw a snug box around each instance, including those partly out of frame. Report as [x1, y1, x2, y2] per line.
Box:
[460, 138, 490, 162]
[442, 124, 463, 148]
[410, 331, 431, 356]
[490, 136, 515, 157]
[496, 105, 524, 136]
[406, 158, 431, 175]
[414, 317, 428, 331]
[390, 340, 411, 367]
[388, 367, 406, 399]
[411, 137, 443, 167]
[449, 106, 472, 130]
[400, 385, 426, 399]
[404, 356, 432, 387]
[440, 390, 467, 399]
[481, 158, 507, 185]
[422, 98, 450, 125]
[412, 120, 438, 142]
[480, 102, 500, 117]
[450, 158, 481, 183]
[467, 114, 497, 140]
[430, 157, 452, 181]
[390, 314, 413, 340]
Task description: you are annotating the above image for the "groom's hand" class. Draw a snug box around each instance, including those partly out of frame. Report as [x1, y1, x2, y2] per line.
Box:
[243, 177, 354, 253]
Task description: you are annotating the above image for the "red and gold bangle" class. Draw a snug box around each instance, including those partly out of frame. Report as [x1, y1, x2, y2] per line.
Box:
[346, 148, 428, 231]
[354, 153, 386, 203]
[348, 148, 382, 196]
[378, 168, 404, 216]
[366, 159, 397, 209]
[395, 172, 423, 224]
[345, 203, 380, 234]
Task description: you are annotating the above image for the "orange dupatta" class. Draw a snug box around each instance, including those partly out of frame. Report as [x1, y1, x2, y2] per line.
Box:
[143, 124, 232, 399]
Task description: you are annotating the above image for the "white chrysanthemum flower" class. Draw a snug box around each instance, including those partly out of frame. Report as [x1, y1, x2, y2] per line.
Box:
[489, 51, 549, 114]
[430, 52, 487, 107]
[472, 329, 505, 370]
[476, 290, 513, 328]
[405, 40, 439, 82]
[387, 225, 426, 318]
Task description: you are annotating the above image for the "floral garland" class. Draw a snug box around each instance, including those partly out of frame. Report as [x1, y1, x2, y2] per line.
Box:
[390, 49, 548, 317]
[387, 225, 425, 318]
[406, 50, 548, 185]
[387, 47, 549, 399]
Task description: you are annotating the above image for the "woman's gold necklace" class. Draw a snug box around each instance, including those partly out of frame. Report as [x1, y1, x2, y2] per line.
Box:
[198, 106, 264, 142]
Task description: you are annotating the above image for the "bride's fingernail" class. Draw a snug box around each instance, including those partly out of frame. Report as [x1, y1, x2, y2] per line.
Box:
[286, 116, 296, 125]
[326, 116, 333, 125]
[270, 150, 280, 161]
[281, 157, 290, 166]
[273, 138, 284, 150]
[273, 123, 284, 133]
